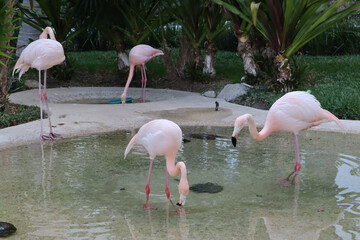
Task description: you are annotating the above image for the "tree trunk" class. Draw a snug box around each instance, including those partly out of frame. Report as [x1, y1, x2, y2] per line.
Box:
[236, 35, 258, 77]
[114, 40, 129, 72]
[274, 53, 292, 92]
[0, 0, 16, 110]
[0, 56, 10, 110]
[177, 29, 192, 79]
[203, 40, 216, 77]
[193, 45, 202, 69]
[162, 40, 179, 81]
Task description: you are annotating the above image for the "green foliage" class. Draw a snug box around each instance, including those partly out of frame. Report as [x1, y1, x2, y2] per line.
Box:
[185, 61, 211, 83]
[238, 54, 360, 119]
[302, 55, 360, 120]
[165, 0, 207, 49]
[0, 0, 18, 67]
[18, 0, 83, 45]
[254, 0, 360, 59]
[0, 103, 41, 128]
[302, 18, 360, 55]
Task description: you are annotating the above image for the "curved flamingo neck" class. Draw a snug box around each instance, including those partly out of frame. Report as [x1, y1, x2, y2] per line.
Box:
[246, 114, 271, 141]
[39, 27, 56, 40]
[166, 155, 188, 194]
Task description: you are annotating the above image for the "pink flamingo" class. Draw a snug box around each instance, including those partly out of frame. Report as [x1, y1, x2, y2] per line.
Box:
[231, 91, 344, 185]
[121, 44, 164, 103]
[124, 119, 189, 210]
[13, 27, 65, 141]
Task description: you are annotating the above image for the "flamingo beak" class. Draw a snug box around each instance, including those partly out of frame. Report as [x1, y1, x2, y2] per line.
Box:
[231, 135, 237, 147]
[176, 194, 186, 206]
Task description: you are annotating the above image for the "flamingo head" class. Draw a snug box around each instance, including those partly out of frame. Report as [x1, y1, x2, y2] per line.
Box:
[176, 179, 189, 206]
[153, 49, 164, 57]
[231, 115, 248, 147]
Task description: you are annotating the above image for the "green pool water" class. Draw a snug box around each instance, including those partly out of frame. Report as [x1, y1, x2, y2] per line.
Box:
[0, 127, 359, 239]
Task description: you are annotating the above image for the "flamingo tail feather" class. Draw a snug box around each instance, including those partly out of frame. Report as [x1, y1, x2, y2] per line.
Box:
[124, 134, 137, 158]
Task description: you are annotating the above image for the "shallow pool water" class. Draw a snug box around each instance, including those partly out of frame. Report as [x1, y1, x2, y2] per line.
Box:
[0, 127, 359, 239]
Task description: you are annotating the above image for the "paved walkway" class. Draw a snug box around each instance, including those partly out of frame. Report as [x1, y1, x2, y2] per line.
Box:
[1, 87, 358, 150]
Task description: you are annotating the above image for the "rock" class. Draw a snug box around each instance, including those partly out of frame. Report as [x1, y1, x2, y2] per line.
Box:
[190, 182, 223, 193]
[25, 80, 40, 89]
[202, 90, 216, 98]
[217, 83, 251, 102]
[188, 133, 221, 140]
[0, 222, 17, 237]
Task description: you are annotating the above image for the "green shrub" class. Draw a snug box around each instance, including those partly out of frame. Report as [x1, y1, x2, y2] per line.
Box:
[0, 104, 41, 128]
[302, 18, 360, 55]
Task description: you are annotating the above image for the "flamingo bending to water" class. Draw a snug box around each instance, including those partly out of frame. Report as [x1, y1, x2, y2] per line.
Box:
[121, 44, 164, 103]
[231, 91, 344, 184]
[124, 119, 189, 210]
[13, 27, 65, 140]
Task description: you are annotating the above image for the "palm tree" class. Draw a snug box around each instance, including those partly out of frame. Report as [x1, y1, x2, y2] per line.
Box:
[253, 0, 360, 91]
[203, 1, 232, 76]
[18, 0, 82, 45]
[0, 0, 17, 110]
[212, 0, 260, 78]
[167, 0, 207, 68]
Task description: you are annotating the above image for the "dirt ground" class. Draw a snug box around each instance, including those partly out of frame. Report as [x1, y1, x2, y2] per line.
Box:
[45, 70, 230, 94]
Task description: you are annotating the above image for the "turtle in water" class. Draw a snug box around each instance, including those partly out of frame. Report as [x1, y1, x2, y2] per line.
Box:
[0, 222, 16, 237]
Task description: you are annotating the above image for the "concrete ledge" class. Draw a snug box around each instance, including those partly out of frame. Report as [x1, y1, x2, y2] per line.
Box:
[1, 87, 358, 150]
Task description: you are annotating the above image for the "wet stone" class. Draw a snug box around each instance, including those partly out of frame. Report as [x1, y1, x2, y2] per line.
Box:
[188, 133, 221, 140]
[190, 182, 223, 194]
[0, 222, 17, 237]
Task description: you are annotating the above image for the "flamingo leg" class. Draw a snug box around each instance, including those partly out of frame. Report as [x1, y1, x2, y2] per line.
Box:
[279, 133, 301, 186]
[144, 159, 156, 210]
[43, 70, 62, 139]
[38, 70, 49, 141]
[165, 170, 170, 199]
[165, 170, 177, 209]
[140, 65, 147, 103]
[143, 65, 147, 102]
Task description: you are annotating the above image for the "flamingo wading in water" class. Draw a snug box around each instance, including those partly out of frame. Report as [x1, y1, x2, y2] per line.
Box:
[13, 27, 65, 141]
[124, 119, 189, 210]
[231, 91, 344, 185]
[121, 44, 164, 104]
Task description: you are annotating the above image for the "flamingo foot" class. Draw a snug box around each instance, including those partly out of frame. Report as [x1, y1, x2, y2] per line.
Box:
[171, 210, 188, 215]
[278, 172, 300, 186]
[50, 132, 62, 139]
[278, 178, 293, 187]
[41, 135, 53, 141]
[143, 203, 157, 210]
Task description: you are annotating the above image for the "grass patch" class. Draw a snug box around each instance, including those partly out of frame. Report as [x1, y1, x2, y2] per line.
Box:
[238, 55, 360, 120]
[0, 103, 42, 129]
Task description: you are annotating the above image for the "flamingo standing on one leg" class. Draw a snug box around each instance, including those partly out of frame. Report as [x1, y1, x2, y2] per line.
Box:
[231, 91, 344, 185]
[124, 119, 189, 210]
[13, 26, 65, 141]
[121, 44, 164, 104]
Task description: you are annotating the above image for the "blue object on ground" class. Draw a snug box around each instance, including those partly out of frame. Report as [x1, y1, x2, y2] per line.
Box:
[106, 97, 133, 104]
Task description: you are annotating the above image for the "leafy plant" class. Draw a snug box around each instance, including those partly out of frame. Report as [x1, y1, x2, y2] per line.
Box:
[302, 18, 360, 55]
[253, 0, 360, 90]
[0, 103, 41, 128]
[0, 0, 17, 67]
[0, 0, 18, 109]
[18, 0, 83, 45]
